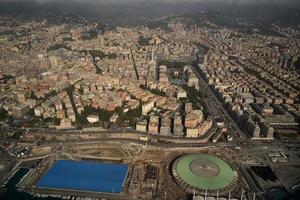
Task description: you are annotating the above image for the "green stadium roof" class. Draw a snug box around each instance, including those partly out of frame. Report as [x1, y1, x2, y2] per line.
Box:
[174, 154, 235, 190]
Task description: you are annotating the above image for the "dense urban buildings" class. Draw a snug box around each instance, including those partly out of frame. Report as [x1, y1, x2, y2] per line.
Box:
[0, 1, 300, 200]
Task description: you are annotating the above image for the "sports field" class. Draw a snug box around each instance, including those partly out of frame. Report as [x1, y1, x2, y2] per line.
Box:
[37, 160, 129, 193]
[174, 154, 235, 190]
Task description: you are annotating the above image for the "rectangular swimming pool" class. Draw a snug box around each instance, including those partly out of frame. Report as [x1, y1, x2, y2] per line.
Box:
[37, 160, 129, 193]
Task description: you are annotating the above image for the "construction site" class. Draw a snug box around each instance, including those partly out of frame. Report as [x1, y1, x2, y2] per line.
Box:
[0, 139, 260, 200]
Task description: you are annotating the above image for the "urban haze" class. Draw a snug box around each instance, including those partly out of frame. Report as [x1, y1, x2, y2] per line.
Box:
[0, 0, 299, 200]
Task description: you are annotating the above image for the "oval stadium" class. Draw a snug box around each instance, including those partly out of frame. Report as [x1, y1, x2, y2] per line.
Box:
[172, 154, 238, 196]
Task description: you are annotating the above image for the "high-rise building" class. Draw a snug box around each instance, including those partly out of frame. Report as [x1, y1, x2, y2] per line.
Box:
[148, 115, 159, 134]
[160, 118, 171, 136]
[173, 115, 184, 136]
[136, 120, 147, 132]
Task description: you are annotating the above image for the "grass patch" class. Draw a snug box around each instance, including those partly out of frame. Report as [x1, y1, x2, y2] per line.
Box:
[118, 105, 142, 126]
[76, 106, 114, 128]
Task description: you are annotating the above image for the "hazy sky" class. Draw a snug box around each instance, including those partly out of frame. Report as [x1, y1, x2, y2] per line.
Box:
[0, 0, 297, 3]
[0, 0, 298, 6]
[37, 0, 300, 3]
[1, 0, 299, 26]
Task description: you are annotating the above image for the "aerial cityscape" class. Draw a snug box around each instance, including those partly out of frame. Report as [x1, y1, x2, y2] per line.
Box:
[0, 0, 299, 200]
